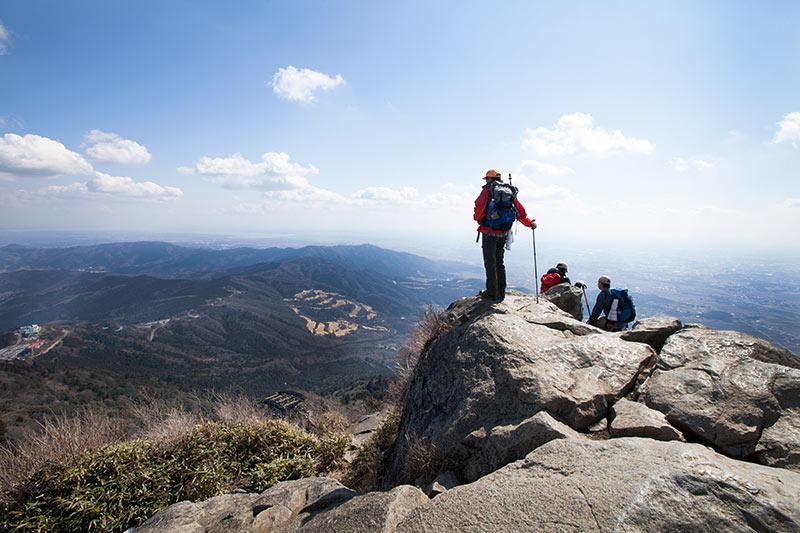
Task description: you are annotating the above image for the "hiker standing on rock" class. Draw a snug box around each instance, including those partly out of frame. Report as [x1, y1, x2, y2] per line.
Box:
[474, 169, 536, 301]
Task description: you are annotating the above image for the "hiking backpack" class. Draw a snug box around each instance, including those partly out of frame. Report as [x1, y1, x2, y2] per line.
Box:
[540, 272, 562, 293]
[484, 181, 518, 231]
[608, 288, 636, 323]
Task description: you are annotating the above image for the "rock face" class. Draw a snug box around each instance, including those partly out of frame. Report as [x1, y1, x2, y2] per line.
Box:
[136, 493, 260, 533]
[136, 478, 355, 533]
[396, 438, 800, 533]
[298, 485, 428, 532]
[542, 283, 584, 321]
[609, 398, 684, 441]
[386, 294, 654, 484]
[620, 315, 682, 352]
[462, 411, 582, 481]
[642, 328, 800, 470]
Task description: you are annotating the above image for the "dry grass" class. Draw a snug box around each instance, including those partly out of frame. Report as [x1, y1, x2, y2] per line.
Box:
[211, 392, 273, 424]
[0, 408, 125, 494]
[389, 305, 451, 404]
[342, 409, 401, 492]
[402, 433, 440, 485]
[0, 392, 312, 496]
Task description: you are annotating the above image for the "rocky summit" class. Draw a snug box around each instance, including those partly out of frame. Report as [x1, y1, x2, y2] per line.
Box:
[137, 293, 800, 532]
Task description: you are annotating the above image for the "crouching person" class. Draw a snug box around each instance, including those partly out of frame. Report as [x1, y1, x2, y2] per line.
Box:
[588, 276, 636, 331]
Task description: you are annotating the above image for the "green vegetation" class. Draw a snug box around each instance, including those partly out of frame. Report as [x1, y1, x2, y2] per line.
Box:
[0, 404, 347, 532]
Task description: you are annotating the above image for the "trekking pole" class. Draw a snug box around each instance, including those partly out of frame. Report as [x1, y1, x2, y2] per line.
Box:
[532, 226, 539, 303]
[581, 287, 591, 316]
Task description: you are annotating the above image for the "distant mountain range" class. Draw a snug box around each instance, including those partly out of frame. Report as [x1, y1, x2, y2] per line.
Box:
[0, 241, 475, 280]
[0, 242, 482, 440]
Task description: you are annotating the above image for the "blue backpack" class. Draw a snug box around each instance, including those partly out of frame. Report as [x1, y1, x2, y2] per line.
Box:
[484, 181, 518, 231]
[609, 288, 636, 323]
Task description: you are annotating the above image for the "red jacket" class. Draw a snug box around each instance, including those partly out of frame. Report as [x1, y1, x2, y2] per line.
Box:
[473, 183, 534, 236]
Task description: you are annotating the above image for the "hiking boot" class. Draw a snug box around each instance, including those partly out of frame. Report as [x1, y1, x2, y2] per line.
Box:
[478, 290, 497, 300]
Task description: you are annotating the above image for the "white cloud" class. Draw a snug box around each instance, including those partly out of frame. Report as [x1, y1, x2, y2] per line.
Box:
[87, 172, 182, 198]
[45, 182, 89, 196]
[353, 186, 420, 203]
[28, 172, 182, 202]
[263, 185, 349, 206]
[672, 157, 712, 173]
[773, 112, 800, 145]
[0, 22, 9, 55]
[84, 130, 152, 164]
[784, 198, 800, 208]
[520, 159, 574, 177]
[176, 166, 195, 175]
[270, 66, 346, 103]
[0, 133, 94, 178]
[194, 151, 319, 190]
[522, 113, 655, 157]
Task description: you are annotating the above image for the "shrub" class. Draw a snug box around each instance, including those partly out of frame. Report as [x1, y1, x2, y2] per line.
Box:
[0, 418, 346, 532]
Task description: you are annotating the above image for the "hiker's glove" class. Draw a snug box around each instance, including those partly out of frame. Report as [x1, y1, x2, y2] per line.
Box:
[575, 282, 586, 289]
[530, 221, 537, 229]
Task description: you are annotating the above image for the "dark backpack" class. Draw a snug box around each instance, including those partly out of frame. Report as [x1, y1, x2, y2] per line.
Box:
[609, 288, 636, 323]
[484, 181, 518, 231]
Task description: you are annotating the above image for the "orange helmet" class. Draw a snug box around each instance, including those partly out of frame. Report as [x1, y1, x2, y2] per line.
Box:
[484, 169, 501, 180]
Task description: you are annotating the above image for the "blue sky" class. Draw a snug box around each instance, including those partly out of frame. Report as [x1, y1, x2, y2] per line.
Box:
[0, 1, 798, 257]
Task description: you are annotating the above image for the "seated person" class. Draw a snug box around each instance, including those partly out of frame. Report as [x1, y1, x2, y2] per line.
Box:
[588, 275, 622, 331]
[540, 261, 571, 293]
[555, 262, 570, 284]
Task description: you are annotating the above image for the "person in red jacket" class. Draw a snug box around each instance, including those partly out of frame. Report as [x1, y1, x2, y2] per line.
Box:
[473, 169, 536, 301]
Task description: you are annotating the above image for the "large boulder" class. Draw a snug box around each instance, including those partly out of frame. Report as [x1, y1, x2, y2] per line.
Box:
[642, 328, 800, 470]
[136, 478, 354, 533]
[620, 316, 682, 352]
[609, 398, 684, 441]
[297, 485, 428, 532]
[386, 295, 654, 484]
[136, 493, 259, 533]
[462, 411, 582, 481]
[542, 283, 584, 321]
[442, 293, 600, 336]
[396, 438, 800, 533]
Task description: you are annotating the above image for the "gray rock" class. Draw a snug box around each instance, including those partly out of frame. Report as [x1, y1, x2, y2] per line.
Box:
[137, 478, 353, 533]
[512, 293, 600, 336]
[135, 501, 204, 533]
[542, 283, 584, 321]
[251, 504, 293, 533]
[252, 477, 355, 515]
[642, 328, 800, 469]
[136, 494, 259, 533]
[298, 485, 429, 532]
[462, 411, 582, 481]
[587, 418, 608, 432]
[609, 398, 684, 441]
[396, 438, 800, 533]
[443, 293, 600, 337]
[620, 315, 682, 352]
[386, 295, 654, 484]
[424, 471, 460, 497]
[757, 409, 800, 471]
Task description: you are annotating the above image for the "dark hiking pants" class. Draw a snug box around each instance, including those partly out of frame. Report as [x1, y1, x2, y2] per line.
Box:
[481, 233, 506, 297]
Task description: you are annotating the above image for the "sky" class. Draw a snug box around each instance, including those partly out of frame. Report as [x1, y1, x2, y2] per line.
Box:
[0, 1, 798, 260]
